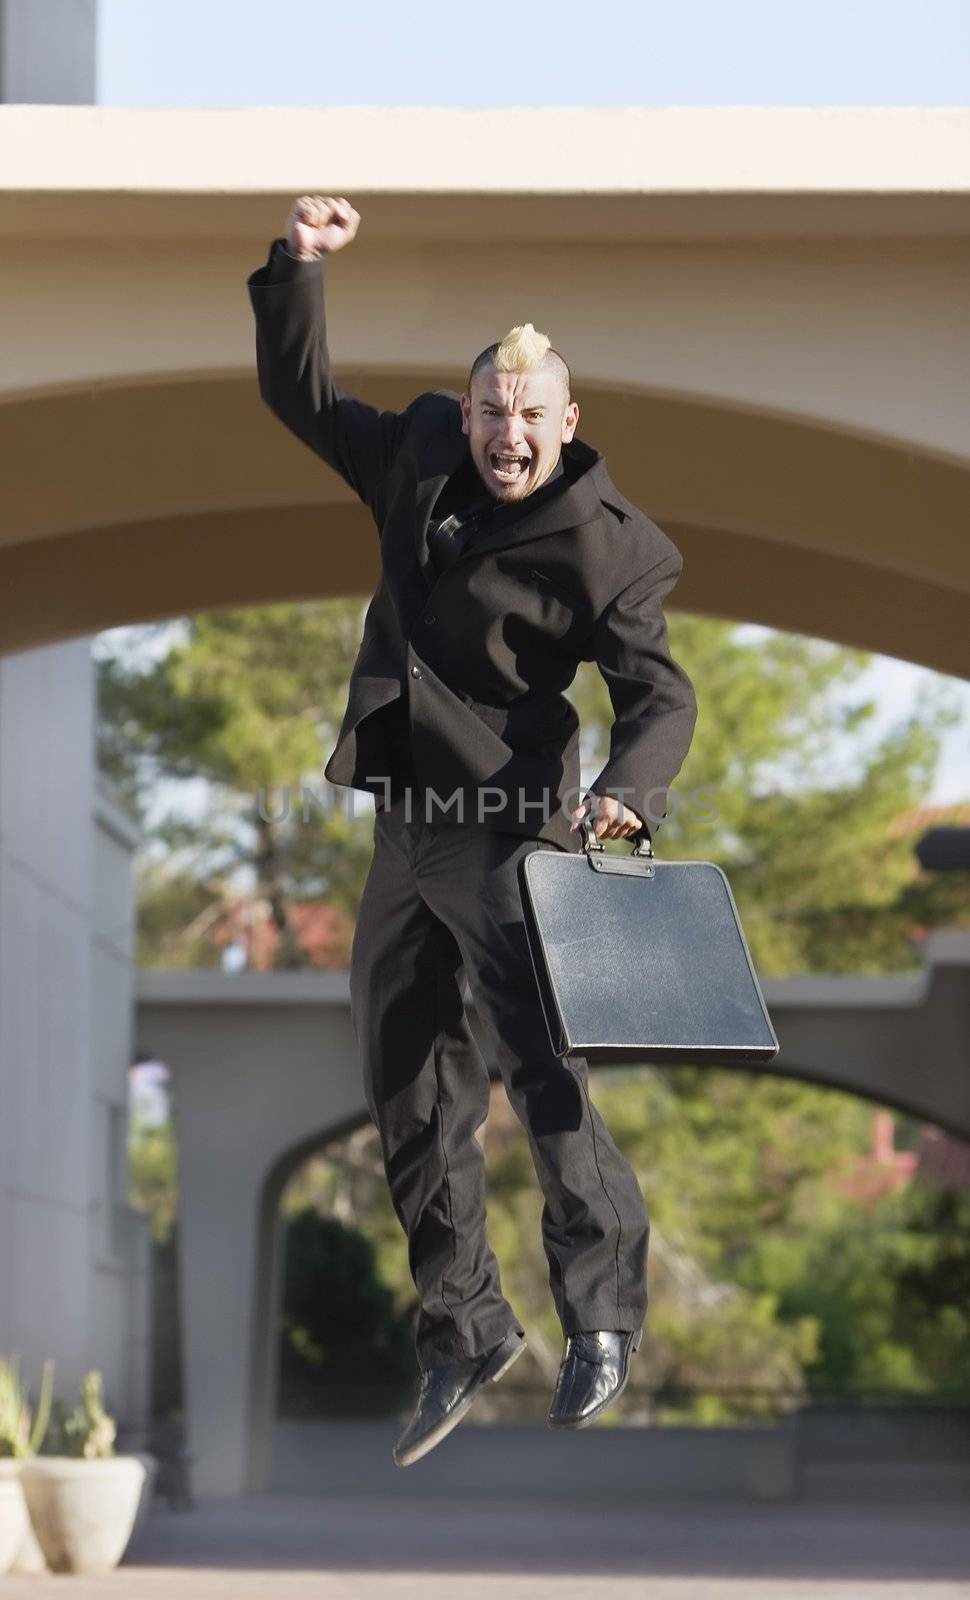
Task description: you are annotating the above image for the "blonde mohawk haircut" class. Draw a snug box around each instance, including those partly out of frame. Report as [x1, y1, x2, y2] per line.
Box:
[467, 323, 572, 400]
[493, 323, 552, 371]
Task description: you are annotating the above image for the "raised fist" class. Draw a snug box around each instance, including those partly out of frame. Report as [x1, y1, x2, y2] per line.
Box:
[286, 195, 361, 260]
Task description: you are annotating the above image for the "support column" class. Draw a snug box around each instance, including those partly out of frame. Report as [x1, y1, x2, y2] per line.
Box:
[0, 0, 97, 104]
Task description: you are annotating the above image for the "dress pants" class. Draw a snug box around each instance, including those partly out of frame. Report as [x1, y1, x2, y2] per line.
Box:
[349, 789, 650, 1371]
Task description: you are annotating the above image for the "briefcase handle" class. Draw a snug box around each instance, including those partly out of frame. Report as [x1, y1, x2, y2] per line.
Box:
[578, 812, 654, 859]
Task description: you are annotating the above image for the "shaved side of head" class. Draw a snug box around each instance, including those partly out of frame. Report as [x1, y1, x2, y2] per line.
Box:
[469, 322, 572, 403]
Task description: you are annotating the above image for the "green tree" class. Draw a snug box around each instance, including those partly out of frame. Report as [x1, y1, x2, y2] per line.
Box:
[575, 616, 966, 976]
[277, 1208, 415, 1416]
[97, 603, 372, 967]
[735, 1171, 970, 1401]
[128, 1112, 178, 1245]
[98, 607, 966, 974]
[134, 862, 224, 969]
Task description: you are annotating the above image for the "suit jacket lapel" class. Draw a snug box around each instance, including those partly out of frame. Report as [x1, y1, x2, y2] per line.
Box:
[413, 433, 471, 584]
[414, 431, 612, 587]
[467, 464, 604, 563]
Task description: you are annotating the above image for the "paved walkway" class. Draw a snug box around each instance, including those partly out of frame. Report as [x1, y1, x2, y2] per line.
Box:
[5, 1493, 969, 1598]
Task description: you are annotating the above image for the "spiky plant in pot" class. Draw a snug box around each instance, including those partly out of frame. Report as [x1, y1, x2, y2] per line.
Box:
[49, 1372, 117, 1461]
[0, 1357, 54, 1459]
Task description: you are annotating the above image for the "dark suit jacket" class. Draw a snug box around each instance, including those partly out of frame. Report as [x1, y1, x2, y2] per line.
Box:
[247, 238, 697, 852]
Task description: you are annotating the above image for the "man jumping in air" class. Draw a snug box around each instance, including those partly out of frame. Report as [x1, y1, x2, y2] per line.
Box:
[247, 195, 697, 1466]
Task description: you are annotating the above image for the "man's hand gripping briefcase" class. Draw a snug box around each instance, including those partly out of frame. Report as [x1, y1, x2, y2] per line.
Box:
[518, 820, 779, 1066]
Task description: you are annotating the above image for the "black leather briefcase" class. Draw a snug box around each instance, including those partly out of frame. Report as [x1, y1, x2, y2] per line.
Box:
[519, 819, 779, 1065]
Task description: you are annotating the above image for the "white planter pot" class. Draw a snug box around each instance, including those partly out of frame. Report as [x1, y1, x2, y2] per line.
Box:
[19, 1456, 150, 1575]
[0, 1470, 31, 1575]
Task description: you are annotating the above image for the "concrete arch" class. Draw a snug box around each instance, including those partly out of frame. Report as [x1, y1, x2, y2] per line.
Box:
[1, 372, 966, 673]
[3, 109, 967, 673]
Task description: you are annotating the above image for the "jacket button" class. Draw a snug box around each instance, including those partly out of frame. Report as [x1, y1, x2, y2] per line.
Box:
[410, 665, 422, 679]
[423, 613, 436, 625]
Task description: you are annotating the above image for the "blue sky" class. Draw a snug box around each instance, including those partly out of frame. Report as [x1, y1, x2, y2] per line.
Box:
[95, 0, 969, 805]
[97, 0, 969, 107]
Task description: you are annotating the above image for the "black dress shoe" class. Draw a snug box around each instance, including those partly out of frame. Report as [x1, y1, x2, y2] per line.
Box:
[547, 1327, 643, 1429]
[393, 1327, 527, 1467]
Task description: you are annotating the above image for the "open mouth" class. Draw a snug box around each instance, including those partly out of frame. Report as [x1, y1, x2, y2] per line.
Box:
[490, 452, 531, 483]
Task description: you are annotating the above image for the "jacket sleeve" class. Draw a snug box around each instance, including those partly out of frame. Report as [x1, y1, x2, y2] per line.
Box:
[583, 549, 697, 842]
[246, 238, 409, 521]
